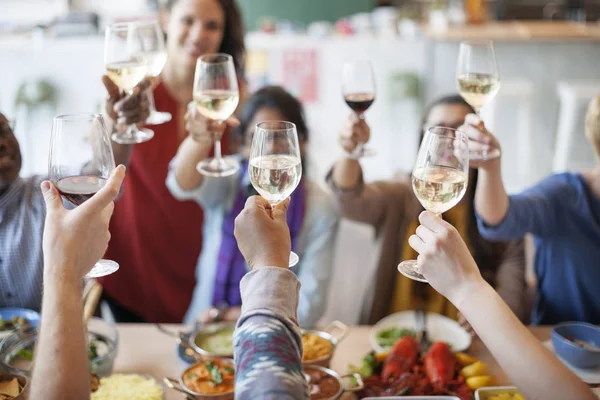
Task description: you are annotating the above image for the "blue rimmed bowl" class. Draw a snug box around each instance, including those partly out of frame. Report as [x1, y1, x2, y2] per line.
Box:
[551, 322, 600, 369]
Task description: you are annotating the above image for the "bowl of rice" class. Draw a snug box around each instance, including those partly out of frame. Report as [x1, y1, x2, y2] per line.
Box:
[91, 374, 164, 400]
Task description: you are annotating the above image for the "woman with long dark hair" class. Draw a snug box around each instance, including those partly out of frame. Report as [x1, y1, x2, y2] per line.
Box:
[328, 95, 527, 325]
[167, 86, 339, 328]
[100, 0, 246, 322]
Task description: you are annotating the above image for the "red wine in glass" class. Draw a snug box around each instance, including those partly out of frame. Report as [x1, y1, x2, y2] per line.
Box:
[56, 175, 107, 206]
[344, 92, 375, 115]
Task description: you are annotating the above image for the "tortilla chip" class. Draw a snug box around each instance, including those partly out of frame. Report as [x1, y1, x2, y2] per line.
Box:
[0, 378, 20, 397]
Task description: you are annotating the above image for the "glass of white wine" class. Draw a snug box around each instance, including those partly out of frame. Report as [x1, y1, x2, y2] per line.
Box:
[249, 121, 302, 267]
[456, 40, 501, 161]
[105, 22, 153, 144]
[398, 126, 469, 283]
[138, 20, 171, 125]
[193, 53, 240, 177]
[342, 60, 376, 158]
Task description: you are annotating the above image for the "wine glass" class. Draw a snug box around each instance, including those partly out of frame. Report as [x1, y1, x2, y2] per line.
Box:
[104, 22, 153, 144]
[398, 126, 469, 283]
[249, 121, 302, 267]
[193, 53, 240, 177]
[342, 60, 376, 158]
[48, 113, 119, 278]
[137, 20, 171, 125]
[456, 40, 501, 161]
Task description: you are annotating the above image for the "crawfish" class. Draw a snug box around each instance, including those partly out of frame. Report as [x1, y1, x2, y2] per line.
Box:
[381, 336, 420, 382]
[424, 342, 456, 390]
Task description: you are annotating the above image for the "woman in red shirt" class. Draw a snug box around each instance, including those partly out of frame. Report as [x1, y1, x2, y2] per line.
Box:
[100, 0, 245, 322]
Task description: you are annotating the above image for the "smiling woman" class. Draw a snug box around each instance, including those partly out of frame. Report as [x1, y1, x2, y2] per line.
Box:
[99, 0, 247, 324]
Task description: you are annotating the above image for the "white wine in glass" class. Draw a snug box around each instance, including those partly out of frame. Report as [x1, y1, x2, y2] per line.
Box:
[342, 60, 376, 158]
[138, 20, 172, 125]
[193, 53, 240, 177]
[48, 114, 120, 278]
[249, 121, 302, 267]
[456, 40, 501, 161]
[398, 126, 469, 283]
[105, 22, 153, 144]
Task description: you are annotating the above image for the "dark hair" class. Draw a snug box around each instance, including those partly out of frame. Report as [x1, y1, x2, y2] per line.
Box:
[164, 0, 245, 77]
[420, 94, 509, 287]
[237, 86, 309, 142]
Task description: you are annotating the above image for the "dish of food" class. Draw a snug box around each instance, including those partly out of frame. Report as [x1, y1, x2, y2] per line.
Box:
[543, 340, 600, 384]
[304, 367, 342, 400]
[194, 326, 234, 356]
[0, 317, 29, 333]
[374, 327, 416, 348]
[0, 377, 23, 400]
[182, 360, 235, 395]
[474, 386, 525, 400]
[350, 337, 497, 399]
[370, 311, 471, 353]
[303, 333, 333, 362]
[91, 374, 163, 400]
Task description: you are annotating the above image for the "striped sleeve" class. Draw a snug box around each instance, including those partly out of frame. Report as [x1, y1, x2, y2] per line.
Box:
[234, 267, 308, 400]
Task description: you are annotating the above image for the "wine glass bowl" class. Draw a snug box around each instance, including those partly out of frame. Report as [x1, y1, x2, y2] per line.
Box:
[104, 22, 154, 144]
[193, 53, 240, 177]
[48, 113, 120, 278]
[398, 126, 469, 283]
[137, 20, 171, 125]
[342, 60, 376, 158]
[249, 121, 302, 267]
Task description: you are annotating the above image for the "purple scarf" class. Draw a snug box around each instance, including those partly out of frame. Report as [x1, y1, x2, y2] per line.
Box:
[212, 162, 306, 307]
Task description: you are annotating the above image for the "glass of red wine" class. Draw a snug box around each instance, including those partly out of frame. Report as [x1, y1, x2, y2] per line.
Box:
[342, 60, 376, 158]
[48, 113, 119, 278]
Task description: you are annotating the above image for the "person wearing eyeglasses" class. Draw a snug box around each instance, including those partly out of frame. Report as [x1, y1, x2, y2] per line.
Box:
[328, 95, 528, 327]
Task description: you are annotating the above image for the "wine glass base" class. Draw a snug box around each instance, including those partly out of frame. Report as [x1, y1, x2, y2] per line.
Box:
[196, 156, 240, 177]
[469, 146, 501, 162]
[112, 128, 154, 144]
[289, 251, 299, 268]
[398, 260, 428, 283]
[146, 111, 173, 125]
[86, 259, 119, 278]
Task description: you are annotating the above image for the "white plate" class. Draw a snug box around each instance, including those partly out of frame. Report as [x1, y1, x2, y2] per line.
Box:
[543, 339, 600, 384]
[370, 311, 472, 353]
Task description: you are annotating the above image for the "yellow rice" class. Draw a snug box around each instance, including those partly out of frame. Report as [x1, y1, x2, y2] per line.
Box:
[91, 374, 163, 400]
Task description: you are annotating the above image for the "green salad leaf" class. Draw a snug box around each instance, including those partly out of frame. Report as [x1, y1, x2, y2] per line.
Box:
[375, 327, 416, 348]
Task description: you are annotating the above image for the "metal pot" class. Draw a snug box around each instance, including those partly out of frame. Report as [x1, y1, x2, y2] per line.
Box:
[156, 322, 235, 362]
[164, 359, 235, 400]
[304, 365, 363, 400]
[302, 320, 348, 368]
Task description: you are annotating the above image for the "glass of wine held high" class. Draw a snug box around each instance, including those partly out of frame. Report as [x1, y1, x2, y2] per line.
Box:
[342, 60, 376, 158]
[48, 114, 120, 278]
[137, 20, 171, 125]
[249, 121, 302, 267]
[456, 40, 501, 161]
[398, 127, 469, 283]
[193, 53, 240, 177]
[104, 22, 153, 144]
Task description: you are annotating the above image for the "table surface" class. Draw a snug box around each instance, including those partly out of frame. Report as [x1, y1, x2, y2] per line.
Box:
[113, 324, 554, 400]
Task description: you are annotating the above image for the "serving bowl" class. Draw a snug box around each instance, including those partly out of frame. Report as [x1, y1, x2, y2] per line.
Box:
[0, 308, 40, 342]
[0, 317, 118, 378]
[302, 320, 348, 368]
[474, 386, 522, 400]
[0, 373, 28, 399]
[164, 358, 235, 400]
[551, 322, 600, 369]
[303, 365, 363, 400]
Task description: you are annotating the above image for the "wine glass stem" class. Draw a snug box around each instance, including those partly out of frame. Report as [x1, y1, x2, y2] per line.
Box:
[214, 139, 223, 160]
[147, 87, 158, 115]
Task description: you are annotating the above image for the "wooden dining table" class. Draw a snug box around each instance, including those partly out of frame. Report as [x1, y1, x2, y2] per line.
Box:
[112, 324, 556, 399]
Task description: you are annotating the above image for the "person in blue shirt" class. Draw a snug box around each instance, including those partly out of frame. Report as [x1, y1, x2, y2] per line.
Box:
[167, 86, 339, 328]
[468, 95, 600, 324]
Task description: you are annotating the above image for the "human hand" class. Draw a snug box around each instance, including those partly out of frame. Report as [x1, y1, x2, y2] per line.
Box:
[234, 196, 290, 269]
[408, 211, 485, 305]
[41, 165, 126, 281]
[185, 102, 240, 144]
[103, 76, 151, 126]
[339, 113, 370, 155]
[458, 114, 501, 169]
